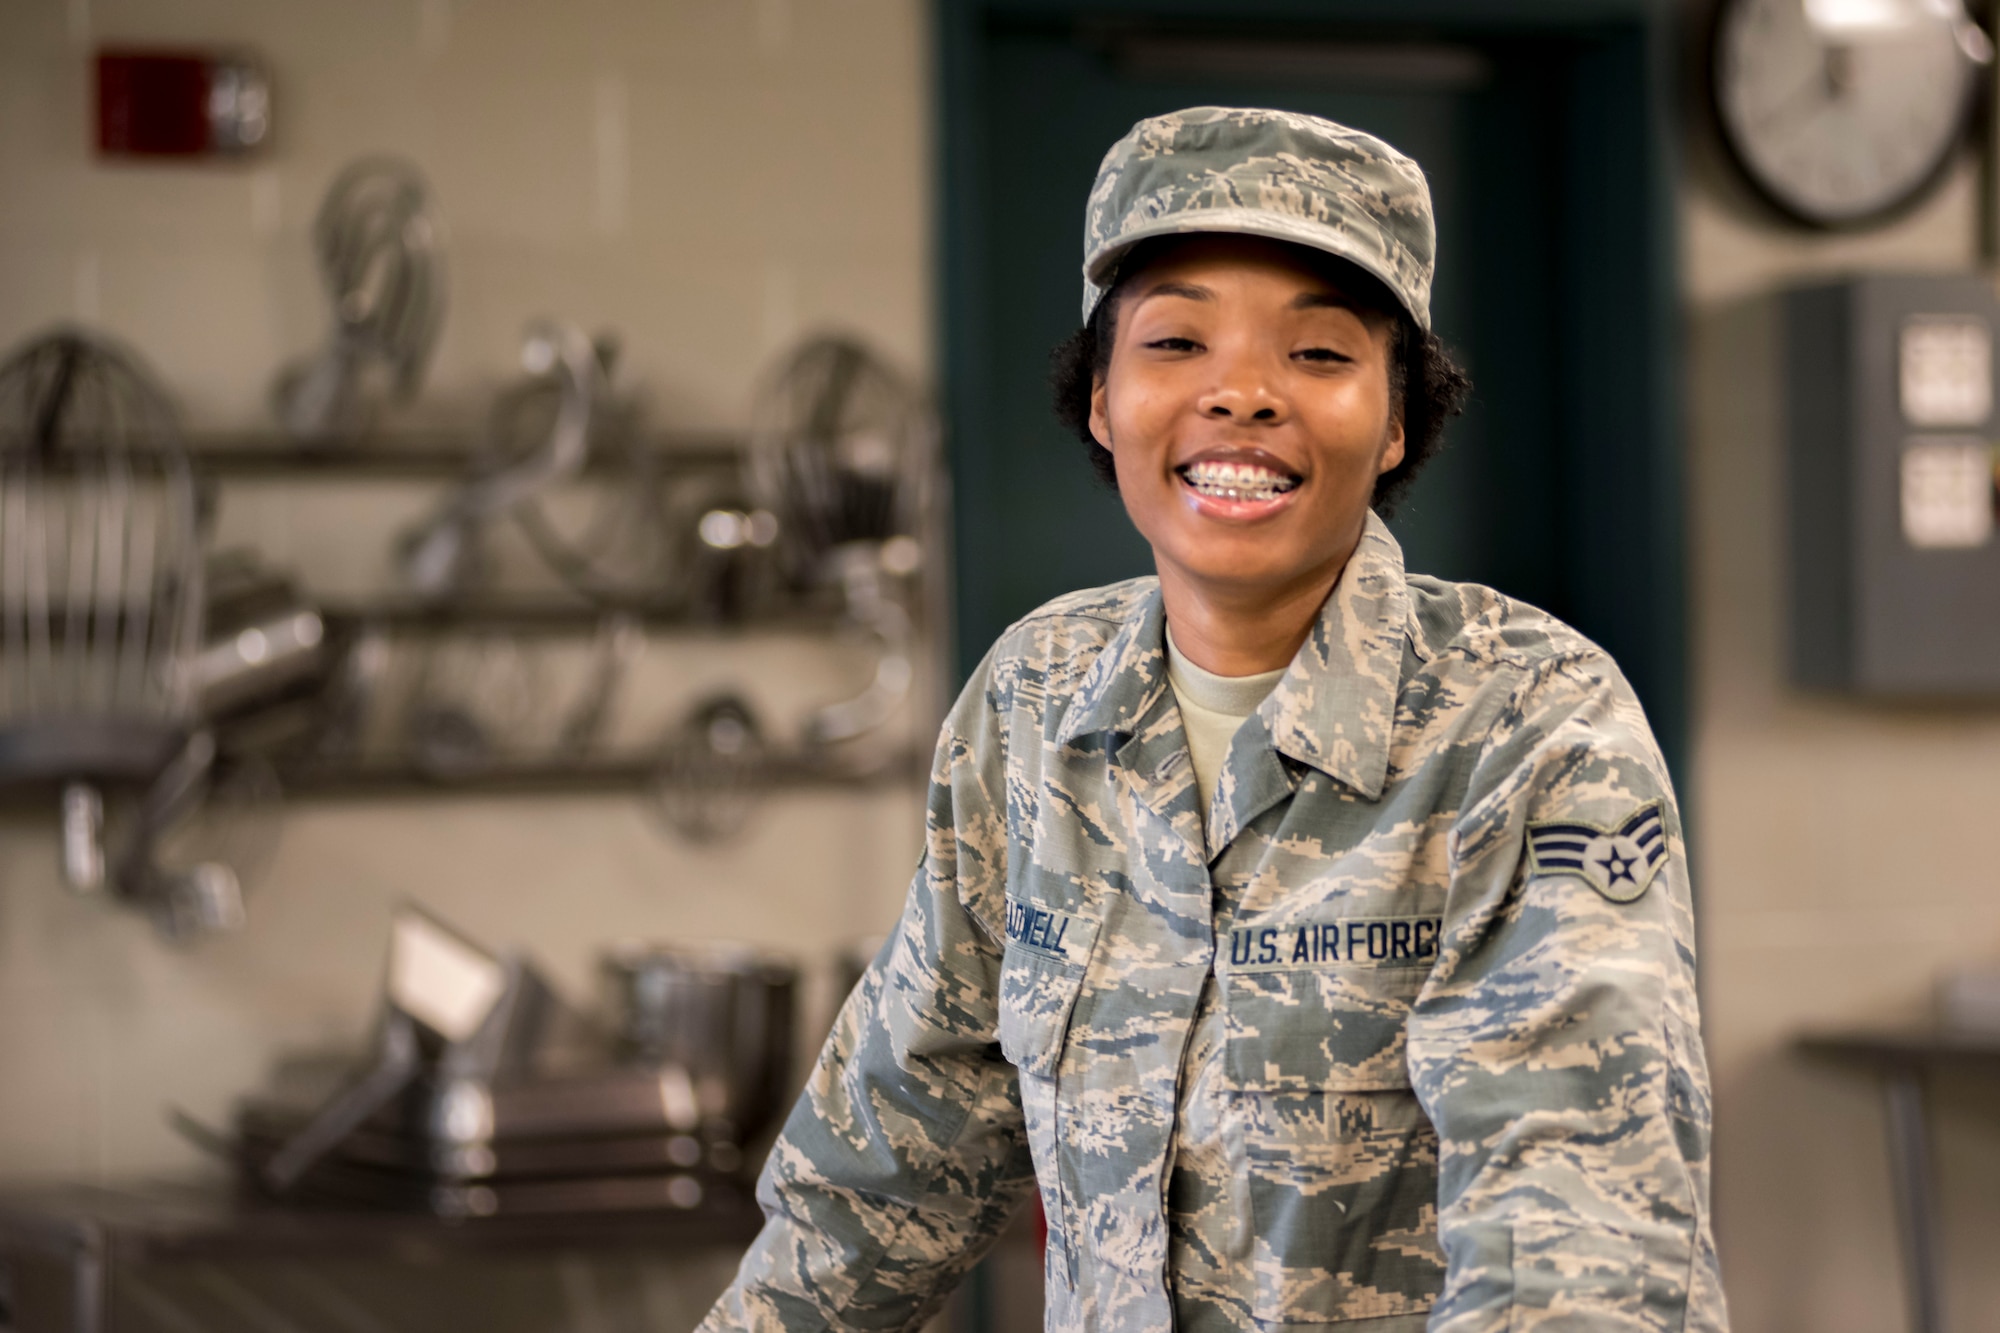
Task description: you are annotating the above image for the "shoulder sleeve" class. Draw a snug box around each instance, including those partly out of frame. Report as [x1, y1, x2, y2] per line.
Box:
[698, 648, 1037, 1333]
[1408, 650, 1729, 1333]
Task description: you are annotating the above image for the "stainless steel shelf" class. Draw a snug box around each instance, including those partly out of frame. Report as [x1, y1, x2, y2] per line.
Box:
[173, 429, 929, 801]
[269, 749, 925, 799]
[313, 595, 842, 636]
[184, 431, 746, 479]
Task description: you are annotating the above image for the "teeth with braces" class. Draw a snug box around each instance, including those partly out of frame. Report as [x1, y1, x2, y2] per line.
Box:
[1179, 460, 1300, 502]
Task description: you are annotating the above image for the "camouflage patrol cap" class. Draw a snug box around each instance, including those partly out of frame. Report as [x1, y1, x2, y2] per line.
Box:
[1082, 106, 1435, 329]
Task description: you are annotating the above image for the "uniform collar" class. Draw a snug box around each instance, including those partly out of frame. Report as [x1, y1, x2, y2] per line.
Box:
[1058, 512, 1411, 801]
[1260, 512, 1410, 800]
[1058, 586, 1174, 747]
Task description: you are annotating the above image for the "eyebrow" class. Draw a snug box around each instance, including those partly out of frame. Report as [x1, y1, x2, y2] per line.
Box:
[1132, 282, 1358, 312]
[1290, 291, 1358, 312]
[1135, 281, 1213, 304]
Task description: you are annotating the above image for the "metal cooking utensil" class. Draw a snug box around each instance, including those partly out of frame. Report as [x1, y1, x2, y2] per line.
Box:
[807, 542, 914, 745]
[151, 753, 283, 926]
[0, 329, 201, 749]
[553, 612, 641, 759]
[194, 550, 328, 718]
[60, 780, 104, 891]
[193, 609, 325, 715]
[272, 157, 446, 444]
[263, 906, 558, 1194]
[672, 482, 781, 622]
[314, 623, 389, 759]
[401, 633, 545, 778]
[107, 728, 255, 941]
[0, 328, 250, 935]
[648, 693, 767, 843]
[747, 334, 936, 746]
[599, 942, 798, 1148]
[404, 706, 485, 779]
[493, 332, 678, 605]
[400, 320, 598, 599]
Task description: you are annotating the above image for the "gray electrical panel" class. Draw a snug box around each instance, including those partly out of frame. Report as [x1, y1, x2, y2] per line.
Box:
[1787, 274, 2000, 694]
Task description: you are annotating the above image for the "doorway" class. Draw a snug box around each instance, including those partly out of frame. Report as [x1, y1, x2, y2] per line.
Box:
[937, 1, 1685, 775]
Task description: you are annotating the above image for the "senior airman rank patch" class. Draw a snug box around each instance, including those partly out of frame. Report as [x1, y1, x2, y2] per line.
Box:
[1526, 801, 1667, 903]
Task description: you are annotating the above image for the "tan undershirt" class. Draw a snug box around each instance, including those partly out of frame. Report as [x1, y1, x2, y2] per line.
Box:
[1163, 627, 1287, 831]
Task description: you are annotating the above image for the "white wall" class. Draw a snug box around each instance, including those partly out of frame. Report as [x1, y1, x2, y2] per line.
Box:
[0, 0, 931, 1183]
[0, 0, 930, 430]
[1684, 130, 2000, 1333]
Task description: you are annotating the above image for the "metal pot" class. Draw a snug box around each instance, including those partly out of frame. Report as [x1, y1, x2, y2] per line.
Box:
[599, 943, 796, 1147]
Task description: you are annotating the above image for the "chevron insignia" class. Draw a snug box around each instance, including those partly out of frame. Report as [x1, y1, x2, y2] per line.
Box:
[1526, 801, 1667, 904]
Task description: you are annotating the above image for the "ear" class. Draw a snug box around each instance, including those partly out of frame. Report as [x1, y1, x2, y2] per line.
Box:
[1088, 374, 1113, 449]
[1377, 414, 1406, 476]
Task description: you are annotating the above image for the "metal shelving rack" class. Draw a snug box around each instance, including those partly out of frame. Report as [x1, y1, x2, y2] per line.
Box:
[186, 432, 932, 800]
[271, 751, 925, 800]
[185, 431, 745, 478]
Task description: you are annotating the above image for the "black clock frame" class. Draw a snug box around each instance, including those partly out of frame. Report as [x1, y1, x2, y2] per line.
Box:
[1706, 0, 1989, 232]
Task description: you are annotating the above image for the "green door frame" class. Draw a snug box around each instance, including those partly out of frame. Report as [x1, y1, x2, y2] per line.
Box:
[934, 0, 1688, 783]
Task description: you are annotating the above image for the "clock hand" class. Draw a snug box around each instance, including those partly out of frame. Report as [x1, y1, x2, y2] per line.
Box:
[1744, 63, 1840, 134]
[1823, 42, 1854, 99]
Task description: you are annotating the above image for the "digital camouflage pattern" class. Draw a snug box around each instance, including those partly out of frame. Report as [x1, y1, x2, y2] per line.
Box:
[1081, 107, 1436, 328]
[700, 515, 1726, 1333]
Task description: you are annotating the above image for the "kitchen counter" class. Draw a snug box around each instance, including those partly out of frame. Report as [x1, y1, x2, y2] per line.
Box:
[0, 1176, 765, 1332]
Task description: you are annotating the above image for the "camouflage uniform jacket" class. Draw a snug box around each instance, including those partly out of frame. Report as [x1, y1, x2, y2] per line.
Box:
[702, 514, 1726, 1333]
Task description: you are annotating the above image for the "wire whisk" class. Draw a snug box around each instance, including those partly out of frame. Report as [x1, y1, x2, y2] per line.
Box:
[400, 320, 602, 598]
[749, 335, 934, 571]
[273, 156, 447, 444]
[0, 329, 203, 759]
[748, 334, 937, 746]
[0, 329, 222, 917]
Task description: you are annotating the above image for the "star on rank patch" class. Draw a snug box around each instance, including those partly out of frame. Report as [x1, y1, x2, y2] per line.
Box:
[1526, 802, 1667, 903]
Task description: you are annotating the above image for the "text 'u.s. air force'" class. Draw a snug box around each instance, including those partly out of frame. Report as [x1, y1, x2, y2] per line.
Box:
[1224, 915, 1441, 972]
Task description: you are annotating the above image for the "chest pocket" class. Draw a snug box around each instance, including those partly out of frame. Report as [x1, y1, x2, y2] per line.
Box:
[995, 898, 1099, 1078]
[1220, 914, 1437, 1091]
[994, 898, 1099, 1289]
[1219, 913, 1446, 1326]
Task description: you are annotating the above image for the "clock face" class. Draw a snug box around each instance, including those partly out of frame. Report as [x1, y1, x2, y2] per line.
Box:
[1715, 0, 1984, 227]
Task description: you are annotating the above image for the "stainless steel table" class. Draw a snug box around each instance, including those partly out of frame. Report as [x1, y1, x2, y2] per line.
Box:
[0, 1177, 765, 1333]
[1797, 1028, 2000, 1333]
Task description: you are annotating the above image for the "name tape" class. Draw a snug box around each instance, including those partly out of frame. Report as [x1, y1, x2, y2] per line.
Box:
[1225, 915, 1441, 973]
[1005, 899, 1089, 965]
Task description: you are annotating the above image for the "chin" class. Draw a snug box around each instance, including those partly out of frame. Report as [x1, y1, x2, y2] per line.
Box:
[1156, 514, 1359, 589]
[1172, 551, 1312, 592]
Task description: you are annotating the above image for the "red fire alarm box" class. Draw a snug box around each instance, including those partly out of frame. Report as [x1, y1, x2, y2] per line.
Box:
[96, 49, 270, 159]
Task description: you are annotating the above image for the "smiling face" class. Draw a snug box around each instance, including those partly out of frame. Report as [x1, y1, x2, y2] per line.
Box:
[1088, 235, 1406, 628]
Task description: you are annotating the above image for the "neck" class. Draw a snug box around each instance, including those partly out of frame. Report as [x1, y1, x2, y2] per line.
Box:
[1157, 534, 1361, 676]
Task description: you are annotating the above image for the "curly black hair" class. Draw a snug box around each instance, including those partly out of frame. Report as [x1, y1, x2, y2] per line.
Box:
[1049, 238, 1470, 518]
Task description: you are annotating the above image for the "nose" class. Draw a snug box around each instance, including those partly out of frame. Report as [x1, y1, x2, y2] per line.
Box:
[1196, 348, 1289, 424]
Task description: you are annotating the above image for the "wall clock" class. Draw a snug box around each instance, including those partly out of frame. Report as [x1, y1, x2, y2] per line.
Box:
[1713, 0, 1993, 228]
